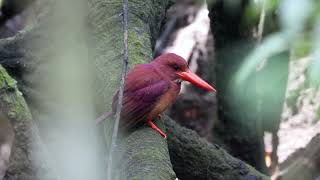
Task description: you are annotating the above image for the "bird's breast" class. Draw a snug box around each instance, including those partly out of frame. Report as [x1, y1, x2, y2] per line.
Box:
[148, 82, 180, 120]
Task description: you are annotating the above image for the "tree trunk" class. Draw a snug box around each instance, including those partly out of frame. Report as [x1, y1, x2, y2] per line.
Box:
[88, 0, 176, 179]
[0, 64, 36, 180]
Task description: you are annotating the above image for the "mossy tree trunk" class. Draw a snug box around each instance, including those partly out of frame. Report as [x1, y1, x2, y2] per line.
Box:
[0, 64, 37, 180]
[2, 0, 176, 179]
[165, 116, 269, 180]
[89, 0, 176, 179]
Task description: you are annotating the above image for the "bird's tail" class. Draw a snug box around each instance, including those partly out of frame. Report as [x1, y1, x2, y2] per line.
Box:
[95, 111, 113, 124]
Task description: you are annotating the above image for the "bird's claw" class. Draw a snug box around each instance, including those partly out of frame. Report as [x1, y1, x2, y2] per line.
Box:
[147, 120, 167, 139]
[158, 129, 167, 139]
[162, 133, 167, 139]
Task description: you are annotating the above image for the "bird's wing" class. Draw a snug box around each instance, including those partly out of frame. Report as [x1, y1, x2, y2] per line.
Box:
[112, 64, 170, 128]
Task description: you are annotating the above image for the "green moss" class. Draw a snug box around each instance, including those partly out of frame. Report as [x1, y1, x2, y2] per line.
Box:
[89, 0, 174, 179]
[127, 24, 153, 66]
[0, 65, 31, 121]
[166, 117, 269, 180]
[90, 0, 170, 112]
[89, 0, 164, 113]
[0, 63, 35, 178]
[120, 120, 175, 180]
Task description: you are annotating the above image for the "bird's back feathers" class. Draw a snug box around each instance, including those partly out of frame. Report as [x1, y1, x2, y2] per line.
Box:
[112, 64, 172, 128]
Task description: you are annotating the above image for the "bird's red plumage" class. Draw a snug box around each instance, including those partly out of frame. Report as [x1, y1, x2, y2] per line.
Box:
[99, 53, 215, 138]
[112, 62, 180, 129]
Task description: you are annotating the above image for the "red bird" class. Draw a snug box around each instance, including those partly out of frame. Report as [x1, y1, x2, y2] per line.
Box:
[97, 53, 216, 138]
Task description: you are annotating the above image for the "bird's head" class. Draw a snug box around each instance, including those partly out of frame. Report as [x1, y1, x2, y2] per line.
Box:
[152, 53, 216, 92]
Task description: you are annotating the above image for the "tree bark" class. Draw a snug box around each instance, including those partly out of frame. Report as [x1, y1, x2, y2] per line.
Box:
[120, 120, 175, 180]
[165, 116, 269, 180]
[0, 64, 36, 180]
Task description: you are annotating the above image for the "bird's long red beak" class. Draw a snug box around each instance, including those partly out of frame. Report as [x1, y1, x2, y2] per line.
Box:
[176, 69, 216, 92]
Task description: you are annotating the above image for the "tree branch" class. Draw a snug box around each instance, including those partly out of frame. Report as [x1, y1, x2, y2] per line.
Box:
[0, 64, 36, 179]
[165, 116, 269, 180]
[120, 120, 175, 179]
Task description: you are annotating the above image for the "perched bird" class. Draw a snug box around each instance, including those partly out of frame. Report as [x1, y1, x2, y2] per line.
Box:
[97, 53, 216, 138]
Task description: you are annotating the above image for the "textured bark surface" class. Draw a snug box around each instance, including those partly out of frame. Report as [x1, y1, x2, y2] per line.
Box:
[0, 29, 37, 97]
[0, 65, 36, 180]
[88, 0, 169, 111]
[165, 116, 269, 180]
[120, 120, 175, 180]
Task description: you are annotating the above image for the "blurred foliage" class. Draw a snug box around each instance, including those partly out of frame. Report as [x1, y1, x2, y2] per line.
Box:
[307, 19, 320, 87]
[216, 0, 320, 137]
[286, 82, 306, 114]
[244, 0, 280, 29]
[291, 34, 312, 58]
[316, 107, 320, 121]
[235, 0, 320, 90]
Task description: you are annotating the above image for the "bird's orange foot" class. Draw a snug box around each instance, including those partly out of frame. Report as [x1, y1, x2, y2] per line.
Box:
[147, 120, 167, 139]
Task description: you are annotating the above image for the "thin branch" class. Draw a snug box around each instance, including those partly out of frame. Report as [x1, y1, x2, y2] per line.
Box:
[255, 0, 267, 71]
[257, 0, 266, 45]
[107, 0, 129, 178]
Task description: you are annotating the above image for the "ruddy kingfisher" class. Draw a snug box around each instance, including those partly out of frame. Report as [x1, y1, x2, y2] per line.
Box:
[96, 53, 216, 138]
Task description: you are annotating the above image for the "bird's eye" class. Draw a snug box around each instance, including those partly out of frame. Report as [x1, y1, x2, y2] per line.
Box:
[172, 64, 180, 70]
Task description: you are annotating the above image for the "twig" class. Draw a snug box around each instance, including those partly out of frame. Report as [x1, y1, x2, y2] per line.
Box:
[257, 0, 266, 45]
[255, 0, 267, 172]
[106, 0, 129, 178]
